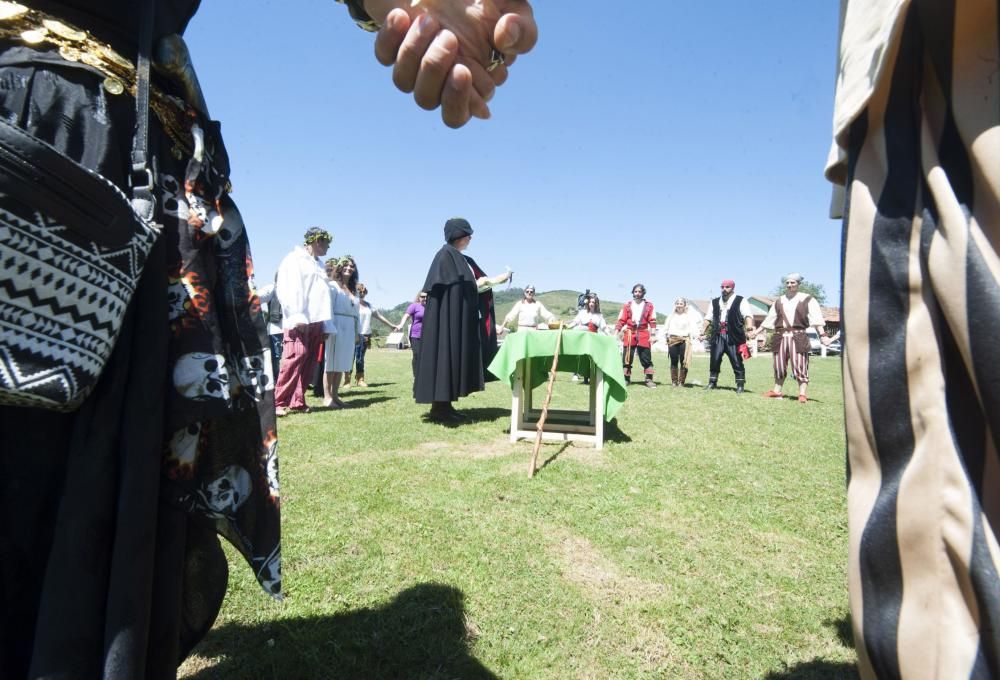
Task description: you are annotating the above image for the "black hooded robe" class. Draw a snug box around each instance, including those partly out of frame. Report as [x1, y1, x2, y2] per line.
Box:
[414, 244, 498, 403]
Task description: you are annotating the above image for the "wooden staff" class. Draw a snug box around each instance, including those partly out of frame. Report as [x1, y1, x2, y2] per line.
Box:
[529, 323, 564, 478]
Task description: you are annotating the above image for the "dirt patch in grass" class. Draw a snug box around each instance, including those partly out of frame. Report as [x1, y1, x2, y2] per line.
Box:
[335, 438, 516, 463]
[406, 438, 515, 460]
[546, 528, 665, 604]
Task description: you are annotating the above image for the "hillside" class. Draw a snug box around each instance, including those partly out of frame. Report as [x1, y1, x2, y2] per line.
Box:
[382, 287, 667, 329]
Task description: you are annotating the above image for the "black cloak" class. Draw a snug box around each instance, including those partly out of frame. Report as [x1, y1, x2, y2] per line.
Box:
[414, 244, 498, 403]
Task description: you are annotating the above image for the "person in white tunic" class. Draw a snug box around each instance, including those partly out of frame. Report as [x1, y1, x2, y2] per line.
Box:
[274, 227, 333, 415]
[501, 286, 555, 331]
[662, 298, 700, 387]
[346, 283, 397, 388]
[322, 256, 359, 409]
[752, 273, 830, 403]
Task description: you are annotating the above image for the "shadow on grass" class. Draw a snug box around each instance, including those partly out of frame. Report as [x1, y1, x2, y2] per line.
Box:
[460, 407, 509, 424]
[827, 613, 854, 649]
[763, 659, 858, 679]
[538, 441, 572, 471]
[183, 583, 497, 680]
[342, 395, 396, 408]
[605, 418, 631, 443]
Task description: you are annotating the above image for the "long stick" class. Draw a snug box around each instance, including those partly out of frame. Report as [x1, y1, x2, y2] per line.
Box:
[529, 324, 563, 478]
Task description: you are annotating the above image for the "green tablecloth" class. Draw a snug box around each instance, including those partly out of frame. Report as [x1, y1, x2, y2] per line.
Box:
[487, 330, 627, 420]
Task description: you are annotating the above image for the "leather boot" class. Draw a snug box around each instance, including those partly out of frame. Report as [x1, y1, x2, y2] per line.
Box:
[670, 367, 678, 387]
[679, 368, 688, 386]
[736, 379, 746, 394]
[704, 375, 718, 390]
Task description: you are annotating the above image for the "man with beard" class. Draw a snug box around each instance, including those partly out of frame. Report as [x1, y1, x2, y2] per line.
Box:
[699, 279, 755, 393]
[415, 218, 512, 422]
[615, 284, 658, 388]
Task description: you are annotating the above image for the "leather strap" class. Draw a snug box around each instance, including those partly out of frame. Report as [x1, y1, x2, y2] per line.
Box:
[130, 0, 156, 222]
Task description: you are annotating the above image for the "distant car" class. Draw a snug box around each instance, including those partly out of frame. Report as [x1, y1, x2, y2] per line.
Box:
[806, 328, 841, 355]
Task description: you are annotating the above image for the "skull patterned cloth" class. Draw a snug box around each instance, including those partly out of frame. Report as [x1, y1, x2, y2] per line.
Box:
[0, 38, 281, 678]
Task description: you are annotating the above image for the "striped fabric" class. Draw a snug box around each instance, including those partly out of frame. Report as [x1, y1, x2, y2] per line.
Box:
[772, 334, 809, 384]
[835, 1, 1000, 677]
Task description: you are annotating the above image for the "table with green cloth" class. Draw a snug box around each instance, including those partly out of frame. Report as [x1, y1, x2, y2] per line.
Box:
[487, 330, 627, 449]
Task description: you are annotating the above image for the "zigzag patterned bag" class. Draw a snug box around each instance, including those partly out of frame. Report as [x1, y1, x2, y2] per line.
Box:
[0, 118, 160, 410]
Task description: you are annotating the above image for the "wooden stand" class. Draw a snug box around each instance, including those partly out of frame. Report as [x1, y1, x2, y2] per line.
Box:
[509, 356, 605, 450]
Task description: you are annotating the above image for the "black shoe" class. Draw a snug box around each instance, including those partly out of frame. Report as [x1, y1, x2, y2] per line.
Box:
[645, 379, 656, 389]
[736, 383, 745, 394]
[704, 382, 717, 390]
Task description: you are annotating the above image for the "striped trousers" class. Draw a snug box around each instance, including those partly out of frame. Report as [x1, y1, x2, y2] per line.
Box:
[772, 332, 810, 384]
[842, 1, 1000, 677]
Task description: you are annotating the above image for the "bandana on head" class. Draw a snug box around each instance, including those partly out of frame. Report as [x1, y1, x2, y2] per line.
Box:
[721, 279, 735, 288]
[303, 227, 332, 245]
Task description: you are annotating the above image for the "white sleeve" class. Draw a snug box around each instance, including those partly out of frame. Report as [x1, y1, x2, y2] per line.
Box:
[276, 253, 308, 329]
[807, 297, 826, 327]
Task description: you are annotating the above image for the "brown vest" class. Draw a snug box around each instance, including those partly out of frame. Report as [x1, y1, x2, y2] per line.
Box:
[770, 295, 813, 353]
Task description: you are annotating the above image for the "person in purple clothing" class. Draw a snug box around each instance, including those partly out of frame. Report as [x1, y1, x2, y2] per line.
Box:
[395, 291, 428, 385]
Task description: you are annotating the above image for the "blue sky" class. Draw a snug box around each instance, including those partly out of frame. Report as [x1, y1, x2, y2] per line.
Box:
[185, 2, 842, 310]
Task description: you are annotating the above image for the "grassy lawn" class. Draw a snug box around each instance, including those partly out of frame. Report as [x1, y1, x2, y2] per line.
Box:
[179, 348, 856, 679]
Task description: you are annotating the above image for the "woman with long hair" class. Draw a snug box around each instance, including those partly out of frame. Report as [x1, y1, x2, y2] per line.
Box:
[322, 256, 359, 408]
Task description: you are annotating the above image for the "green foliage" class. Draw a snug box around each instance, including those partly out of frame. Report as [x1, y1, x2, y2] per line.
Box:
[180, 351, 855, 679]
[772, 279, 828, 304]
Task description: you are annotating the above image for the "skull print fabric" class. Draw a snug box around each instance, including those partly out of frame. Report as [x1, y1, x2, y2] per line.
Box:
[159, 172, 282, 599]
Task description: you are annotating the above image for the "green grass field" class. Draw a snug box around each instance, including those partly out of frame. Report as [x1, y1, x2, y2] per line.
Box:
[179, 349, 856, 679]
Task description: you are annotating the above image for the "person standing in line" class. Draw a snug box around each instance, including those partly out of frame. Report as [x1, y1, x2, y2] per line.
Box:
[699, 279, 754, 393]
[501, 285, 556, 331]
[257, 275, 285, 381]
[615, 284, 657, 388]
[566, 293, 614, 384]
[274, 228, 334, 416]
[348, 282, 396, 388]
[395, 291, 428, 389]
[415, 218, 512, 422]
[752, 273, 830, 403]
[323, 256, 360, 409]
[663, 297, 699, 387]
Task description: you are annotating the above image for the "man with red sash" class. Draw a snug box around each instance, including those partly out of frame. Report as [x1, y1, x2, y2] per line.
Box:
[699, 278, 754, 393]
[615, 283, 657, 388]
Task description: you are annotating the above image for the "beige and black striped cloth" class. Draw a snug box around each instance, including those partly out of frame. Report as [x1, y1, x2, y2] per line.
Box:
[828, 1, 1000, 677]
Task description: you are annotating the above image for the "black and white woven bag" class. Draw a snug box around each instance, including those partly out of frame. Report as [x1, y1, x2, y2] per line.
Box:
[0, 0, 161, 410]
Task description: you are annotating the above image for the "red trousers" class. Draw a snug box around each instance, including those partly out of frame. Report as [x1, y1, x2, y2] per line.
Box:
[274, 322, 325, 409]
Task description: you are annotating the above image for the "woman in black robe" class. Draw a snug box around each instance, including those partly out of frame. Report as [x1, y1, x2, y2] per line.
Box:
[414, 218, 512, 422]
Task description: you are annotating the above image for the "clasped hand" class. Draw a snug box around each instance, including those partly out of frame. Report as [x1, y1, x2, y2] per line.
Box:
[363, 0, 537, 128]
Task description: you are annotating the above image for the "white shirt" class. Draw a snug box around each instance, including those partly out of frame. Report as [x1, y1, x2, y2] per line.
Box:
[664, 311, 699, 339]
[358, 303, 373, 335]
[567, 310, 613, 334]
[275, 246, 332, 330]
[761, 292, 825, 331]
[504, 300, 555, 328]
[257, 282, 283, 336]
[826, 0, 908, 215]
[716, 294, 752, 321]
